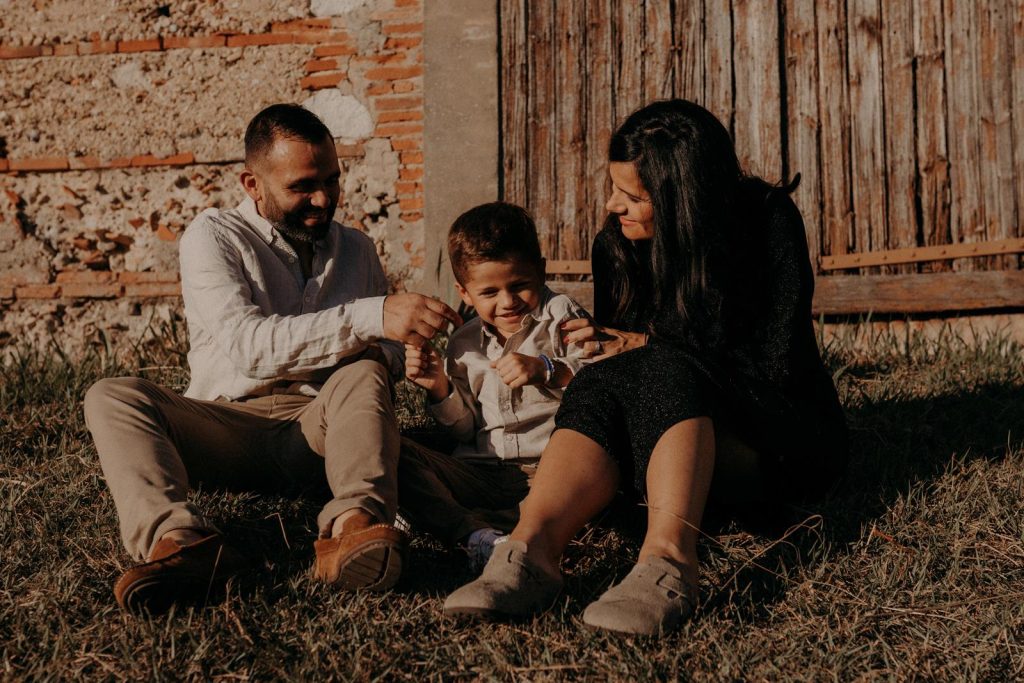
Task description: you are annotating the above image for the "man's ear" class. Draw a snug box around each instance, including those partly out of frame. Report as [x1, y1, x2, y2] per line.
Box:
[240, 168, 261, 203]
[454, 281, 474, 308]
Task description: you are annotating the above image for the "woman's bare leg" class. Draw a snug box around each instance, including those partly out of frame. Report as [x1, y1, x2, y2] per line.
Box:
[508, 429, 620, 574]
[638, 417, 716, 589]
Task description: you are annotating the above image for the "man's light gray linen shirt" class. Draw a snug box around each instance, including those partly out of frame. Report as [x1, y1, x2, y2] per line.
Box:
[179, 197, 402, 401]
[428, 288, 591, 463]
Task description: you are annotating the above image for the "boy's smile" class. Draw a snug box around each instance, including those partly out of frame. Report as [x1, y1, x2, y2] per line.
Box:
[455, 259, 545, 341]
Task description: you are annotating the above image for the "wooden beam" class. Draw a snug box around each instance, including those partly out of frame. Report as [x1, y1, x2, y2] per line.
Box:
[546, 259, 592, 275]
[820, 238, 1024, 270]
[813, 271, 1024, 314]
[553, 271, 1024, 317]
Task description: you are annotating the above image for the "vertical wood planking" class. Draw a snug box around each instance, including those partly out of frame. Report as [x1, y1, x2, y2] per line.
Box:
[643, 0, 675, 101]
[616, 2, 645, 124]
[880, 0, 917, 273]
[1013, 0, 1024, 269]
[527, 2, 557, 255]
[945, 0, 984, 270]
[846, 0, 887, 267]
[978, 0, 1017, 269]
[674, 0, 705, 103]
[913, 0, 951, 272]
[499, 0, 528, 209]
[784, 0, 823, 270]
[732, 0, 782, 180]
[553, 0, 587, 260]
[585, 0, 614, 249]
[815, 0, 853, 257]
[704, 0, 734, 135]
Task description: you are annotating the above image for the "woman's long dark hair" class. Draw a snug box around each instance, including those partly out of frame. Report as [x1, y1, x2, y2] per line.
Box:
[601, 99, 793, 347]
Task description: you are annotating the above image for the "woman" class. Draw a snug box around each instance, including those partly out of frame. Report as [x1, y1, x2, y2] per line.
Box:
[443, 99, 848, 636]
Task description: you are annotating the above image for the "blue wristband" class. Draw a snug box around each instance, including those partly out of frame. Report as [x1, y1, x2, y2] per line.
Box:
[538, 354, 555, 385]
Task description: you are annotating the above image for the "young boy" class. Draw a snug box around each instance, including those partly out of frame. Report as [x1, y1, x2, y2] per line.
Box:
[399, 202, 591, 570]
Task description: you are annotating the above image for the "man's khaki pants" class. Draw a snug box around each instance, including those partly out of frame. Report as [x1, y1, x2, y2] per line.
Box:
[83, 359, 398, 560]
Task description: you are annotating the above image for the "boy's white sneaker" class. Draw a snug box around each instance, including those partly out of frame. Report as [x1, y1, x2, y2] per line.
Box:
[465, 527, 508, 573]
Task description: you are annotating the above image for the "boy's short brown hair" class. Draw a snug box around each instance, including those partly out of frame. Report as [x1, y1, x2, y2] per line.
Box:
[447, 202, 544, 284]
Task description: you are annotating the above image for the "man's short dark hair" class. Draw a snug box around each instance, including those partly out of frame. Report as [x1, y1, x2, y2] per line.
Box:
[448, 202, 544, 284]
[244, 103, 332, 167]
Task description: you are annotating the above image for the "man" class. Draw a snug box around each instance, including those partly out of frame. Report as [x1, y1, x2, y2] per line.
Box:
[83, 103, 460, 613]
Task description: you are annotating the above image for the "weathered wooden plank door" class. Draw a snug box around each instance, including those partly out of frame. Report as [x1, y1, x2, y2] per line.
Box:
[499, 1, 1024, 313]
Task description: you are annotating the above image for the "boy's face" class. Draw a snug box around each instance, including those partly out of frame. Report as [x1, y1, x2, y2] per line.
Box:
[456, 259, 545, 339]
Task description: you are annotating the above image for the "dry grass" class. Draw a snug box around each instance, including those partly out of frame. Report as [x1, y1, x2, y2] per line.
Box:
[2, 319, 1024, 680]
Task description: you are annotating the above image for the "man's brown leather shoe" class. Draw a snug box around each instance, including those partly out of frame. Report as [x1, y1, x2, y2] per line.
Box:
[113, 533, 248, 614]
[314, 511, 407, 591]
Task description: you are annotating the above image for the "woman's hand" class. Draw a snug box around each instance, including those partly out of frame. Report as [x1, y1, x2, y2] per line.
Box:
[560, 318, 647, 360]
[405, 342, 449, 402]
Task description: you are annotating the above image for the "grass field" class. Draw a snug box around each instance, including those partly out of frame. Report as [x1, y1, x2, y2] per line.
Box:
[2, 320, 1024, 680]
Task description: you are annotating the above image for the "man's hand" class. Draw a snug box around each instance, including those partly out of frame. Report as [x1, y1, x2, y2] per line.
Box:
[560, 318, 646, 360]
[383, 293, 462, 347]
[404, 342, 449, 402]
[491, 353, 546, 389]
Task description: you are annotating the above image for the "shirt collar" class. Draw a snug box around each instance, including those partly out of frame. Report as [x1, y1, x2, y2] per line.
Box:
[477, 286, 556, 345]
[237, 196, 276, 245]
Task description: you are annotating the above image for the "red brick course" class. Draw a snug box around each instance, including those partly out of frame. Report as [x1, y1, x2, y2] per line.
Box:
[130, 153, 195, 167]
[9, 157, 70, 172]
[78, 40, 117, 55]
[384, 36, 423, 49]
[365, 65, 422, 81]
[16, 284, 61, 299]
[313, 43, 357, 57]
[125, 283, 182, 297]
[56, 271, 118, 284]
[304, 58, 340, 73]
[301, 72, 346, 90]
[377, 110, 422, 123]
[61, 283, 122, 299]
[373, 95, 423, 110]
[0, 45, 43, 59]
[118, 271, 180, 284]
[118, 38, 162, 53]
[163, 35, 226, 49]
[226, 33, 297, 47]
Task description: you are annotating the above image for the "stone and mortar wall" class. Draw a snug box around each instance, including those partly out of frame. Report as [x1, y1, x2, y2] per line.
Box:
[0, 0, 425, 355]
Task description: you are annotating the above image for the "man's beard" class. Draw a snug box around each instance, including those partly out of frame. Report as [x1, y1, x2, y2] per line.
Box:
[273, 214, 332, 244]
[263, 195, 334, 244]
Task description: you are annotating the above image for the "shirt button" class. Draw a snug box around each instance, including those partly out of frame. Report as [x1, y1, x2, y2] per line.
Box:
[288, 256, 296, 263]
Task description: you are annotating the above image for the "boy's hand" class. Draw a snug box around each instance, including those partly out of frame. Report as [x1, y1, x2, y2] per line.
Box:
[491, 352, 545, 389]
[405, 342, 449, 402]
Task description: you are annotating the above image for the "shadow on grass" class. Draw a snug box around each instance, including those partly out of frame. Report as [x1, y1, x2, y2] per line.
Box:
[677, 376, 1024, 621]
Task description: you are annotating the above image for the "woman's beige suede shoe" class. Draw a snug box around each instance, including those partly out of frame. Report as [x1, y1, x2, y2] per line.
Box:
[581, 556, 697, 636]
[443, 540, 562, 619]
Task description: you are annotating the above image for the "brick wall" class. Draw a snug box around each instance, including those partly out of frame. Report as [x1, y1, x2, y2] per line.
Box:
[0, 0, 425, 354]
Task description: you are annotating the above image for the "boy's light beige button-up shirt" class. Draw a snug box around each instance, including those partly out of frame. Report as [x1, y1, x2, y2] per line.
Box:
[178, 197, 403, 401]
[428, 287, 591, 463]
